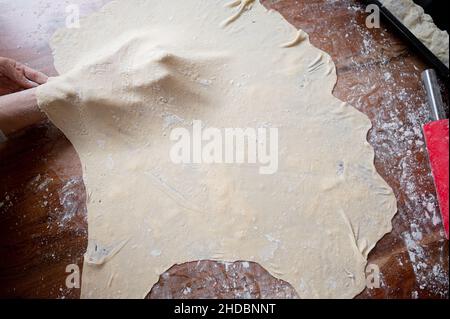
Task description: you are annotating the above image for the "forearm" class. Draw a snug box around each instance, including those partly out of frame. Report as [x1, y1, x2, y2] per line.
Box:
[0, 88, 46, 137]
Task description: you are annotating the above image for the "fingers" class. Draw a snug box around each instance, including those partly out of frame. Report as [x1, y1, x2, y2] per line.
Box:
[0, 58, 49, 90]
[23, 64, 48, 85]
[13, 62, 39, 89]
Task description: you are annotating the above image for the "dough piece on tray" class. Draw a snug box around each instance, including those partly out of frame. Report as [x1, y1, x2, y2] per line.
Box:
[380, 0, 449, 67]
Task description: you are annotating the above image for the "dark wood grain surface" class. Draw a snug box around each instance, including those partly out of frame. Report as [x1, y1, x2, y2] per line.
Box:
[0, 0, 448, 299]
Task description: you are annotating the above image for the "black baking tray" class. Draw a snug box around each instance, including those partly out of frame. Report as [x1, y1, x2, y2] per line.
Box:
[363, 0, 450, 81]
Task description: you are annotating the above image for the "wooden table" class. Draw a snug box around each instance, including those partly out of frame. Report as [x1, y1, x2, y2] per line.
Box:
[0, 0, 448, 299]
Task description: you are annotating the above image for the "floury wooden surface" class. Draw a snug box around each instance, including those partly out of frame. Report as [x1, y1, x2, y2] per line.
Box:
[0, 0, 448, 299]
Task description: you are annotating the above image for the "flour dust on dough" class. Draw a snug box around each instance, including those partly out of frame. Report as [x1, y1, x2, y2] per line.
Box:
[37, 0, 397, 299]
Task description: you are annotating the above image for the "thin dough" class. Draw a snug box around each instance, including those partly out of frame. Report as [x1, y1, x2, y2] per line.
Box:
[280, 30, 308, 48]
[37, 0, 397, 299]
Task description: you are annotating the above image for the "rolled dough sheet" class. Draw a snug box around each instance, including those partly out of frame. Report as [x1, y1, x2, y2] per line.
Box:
[37, 0, 397, 299]
[380, 0, 449, 67]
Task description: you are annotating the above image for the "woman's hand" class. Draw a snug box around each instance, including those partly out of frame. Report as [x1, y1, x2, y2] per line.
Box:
[0, 57, 49, 138]
[0, 57, 48, 96]
[0, 88, 47, 138]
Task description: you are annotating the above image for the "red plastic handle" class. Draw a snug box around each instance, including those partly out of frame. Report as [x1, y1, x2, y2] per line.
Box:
[423, 119, 449, 239]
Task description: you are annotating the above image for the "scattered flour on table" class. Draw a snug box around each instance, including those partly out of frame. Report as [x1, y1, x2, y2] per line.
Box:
[329, 0, 448, 296]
